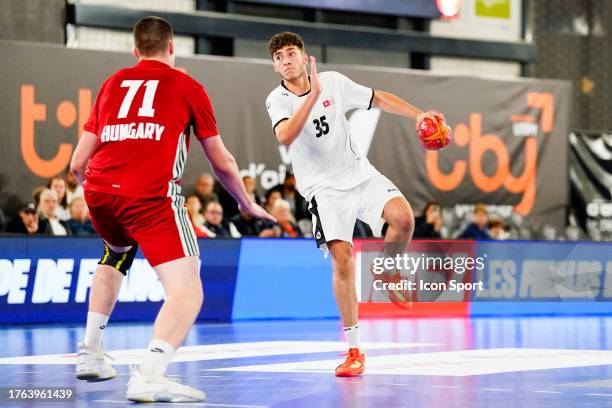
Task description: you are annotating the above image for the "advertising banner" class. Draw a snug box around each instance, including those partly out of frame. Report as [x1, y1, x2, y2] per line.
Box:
[0, 41, 571, 227]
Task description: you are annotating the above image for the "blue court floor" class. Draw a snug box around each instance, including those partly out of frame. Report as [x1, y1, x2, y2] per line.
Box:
[1, 317, 612, 407]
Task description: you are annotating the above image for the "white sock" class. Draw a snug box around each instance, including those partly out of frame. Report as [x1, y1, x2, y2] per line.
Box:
[83, 312, 109, 351]
[343, 324, 361, 350]
[140, 339, 175, 377]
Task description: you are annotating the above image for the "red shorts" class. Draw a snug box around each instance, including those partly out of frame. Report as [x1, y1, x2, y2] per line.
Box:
[85, 189, 199, 267]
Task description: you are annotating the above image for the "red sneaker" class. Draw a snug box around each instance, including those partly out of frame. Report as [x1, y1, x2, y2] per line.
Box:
[335, 348, 365, 377]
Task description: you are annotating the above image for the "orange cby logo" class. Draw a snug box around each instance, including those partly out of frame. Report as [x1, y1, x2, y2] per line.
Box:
[20, 84, 92, 178]
[425, 92, 553, 216]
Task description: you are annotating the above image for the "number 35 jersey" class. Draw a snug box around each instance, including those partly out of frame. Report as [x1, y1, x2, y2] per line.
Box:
[83, 59, 218, 198]
[266, 71, 377, 201]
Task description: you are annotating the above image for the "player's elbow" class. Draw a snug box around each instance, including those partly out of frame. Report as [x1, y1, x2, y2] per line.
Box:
[275, 129, 292, 146]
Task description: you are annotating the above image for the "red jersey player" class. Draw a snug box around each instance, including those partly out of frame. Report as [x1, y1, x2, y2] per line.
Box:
[70, 16, 273, 403]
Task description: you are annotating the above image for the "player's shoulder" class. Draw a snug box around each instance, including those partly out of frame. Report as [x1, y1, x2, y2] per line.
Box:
[319, 71, 347, 82]
[266, 84, 287, 102]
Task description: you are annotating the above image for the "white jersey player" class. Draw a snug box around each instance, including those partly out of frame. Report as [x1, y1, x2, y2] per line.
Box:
[265, 32, 435, 377]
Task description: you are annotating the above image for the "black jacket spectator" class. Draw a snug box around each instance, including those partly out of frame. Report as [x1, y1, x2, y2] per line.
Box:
[67, 218, 96, 236]
[6, 202, 47, 235]
[204, 222, 232, 238]
[414, 216, 442, 239]
[231, 213, 279, 237]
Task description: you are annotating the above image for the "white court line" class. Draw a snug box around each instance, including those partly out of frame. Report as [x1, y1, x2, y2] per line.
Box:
[585, 393, 612, 397]
[15, 371, 41, 374]
[288, 378, 320, 382]
[482, 388, 511, 392]
[244, 377, 273, 380]
[93, 399, 268, 408]
[533, 390, 562, 394]
[431, 385, 460, 389]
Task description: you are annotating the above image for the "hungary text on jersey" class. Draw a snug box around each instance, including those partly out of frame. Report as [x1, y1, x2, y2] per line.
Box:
[83, 60, 218, 198]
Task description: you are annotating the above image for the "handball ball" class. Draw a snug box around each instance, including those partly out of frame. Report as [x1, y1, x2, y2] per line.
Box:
[417, 111, 453, 151]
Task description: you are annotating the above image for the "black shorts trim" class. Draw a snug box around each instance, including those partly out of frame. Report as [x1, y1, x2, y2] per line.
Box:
[308, 197, 327, 248]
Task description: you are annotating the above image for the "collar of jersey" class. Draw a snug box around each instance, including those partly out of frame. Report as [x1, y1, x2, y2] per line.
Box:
[281, 76, 311, 97]
[136, 59, 171, 68]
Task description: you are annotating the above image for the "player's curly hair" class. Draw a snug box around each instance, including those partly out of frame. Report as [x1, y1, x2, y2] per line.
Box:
[268, 32, 306, 57]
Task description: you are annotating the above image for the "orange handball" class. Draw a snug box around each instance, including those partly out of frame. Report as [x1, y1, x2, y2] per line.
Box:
[417, 111, 453, 151]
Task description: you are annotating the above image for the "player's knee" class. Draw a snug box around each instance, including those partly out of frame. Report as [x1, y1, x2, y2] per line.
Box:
[332, 253, 354, 280]
[98, 242, 138, 275]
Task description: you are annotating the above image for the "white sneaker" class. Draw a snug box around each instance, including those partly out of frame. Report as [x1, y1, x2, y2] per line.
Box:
[75, 342, 117, 382]
[126, 368, 206, 403]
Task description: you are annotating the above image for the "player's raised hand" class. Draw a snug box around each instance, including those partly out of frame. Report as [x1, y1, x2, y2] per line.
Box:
[309, 56, 322, 95]
[240, 201, 277, 224]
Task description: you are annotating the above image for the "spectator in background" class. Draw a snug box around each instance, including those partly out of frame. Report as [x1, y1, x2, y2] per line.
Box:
[47, 176, 70, 220]
[264, 188, 282, 214]
[353, 220, 373, 238]
[276, 173, 309, 221]
[67, 197, 96, 236]
[488, 216, 509, 240]
[271, 199, 302, 238]
[414, 202, 442, 239]
[32, 185, 46, 207]
[5, 202, 45, 235]
[203, 201, 240, 238]
[0, 208, 5, 233]
[185, 195, 213, 238]
[193, 173, 218, 208]
[64, 167, 84, 204]
[38, 189, 72, 236]
[458, 203, 491, 240]
[243, 175, 262, 206]
[231, 199, 280, 238]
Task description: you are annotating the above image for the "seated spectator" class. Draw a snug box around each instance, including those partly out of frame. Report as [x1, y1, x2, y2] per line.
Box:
[353, 219, 373, 238]
[264, 188, 283, 214]
[5, 202, 46, 235]
[64, 167, 84, 204]
[271, 199, 302, 238]
[231, 204, 280, 238]
[193, 173, 219, 208]
[458, 203, 491, 240]
[185, 195, 213, 238]
[242, 175, 263, 206]
[0, 208, 5, 233]
[414, 202, 443, 239]
[275, 173, 309, 221]
[38, 189, 72, 236]
[203, 201, 240, 238]
[488, 216, 509, 240]
[32, 185, 46, 207]
[47, 176, 70, 220]
[66, 197, 96, 236]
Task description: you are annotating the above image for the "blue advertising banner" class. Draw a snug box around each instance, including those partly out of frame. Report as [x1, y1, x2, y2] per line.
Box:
[2, 238, 612, 324]
[0, 237, 240, 324]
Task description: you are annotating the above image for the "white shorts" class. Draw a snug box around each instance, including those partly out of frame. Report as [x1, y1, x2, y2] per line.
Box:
[308, 173, 404, 250]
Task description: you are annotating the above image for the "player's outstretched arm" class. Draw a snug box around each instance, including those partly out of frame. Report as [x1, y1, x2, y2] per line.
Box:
[70, 131, 98, 184]
[372, 90, 431, 125]
[199, 137, 276, 222]
[274, 56, 322, 145]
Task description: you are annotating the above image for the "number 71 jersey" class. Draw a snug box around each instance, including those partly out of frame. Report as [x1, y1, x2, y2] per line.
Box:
[266, 71, 377, 201]
[83, 59, 218, 198]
